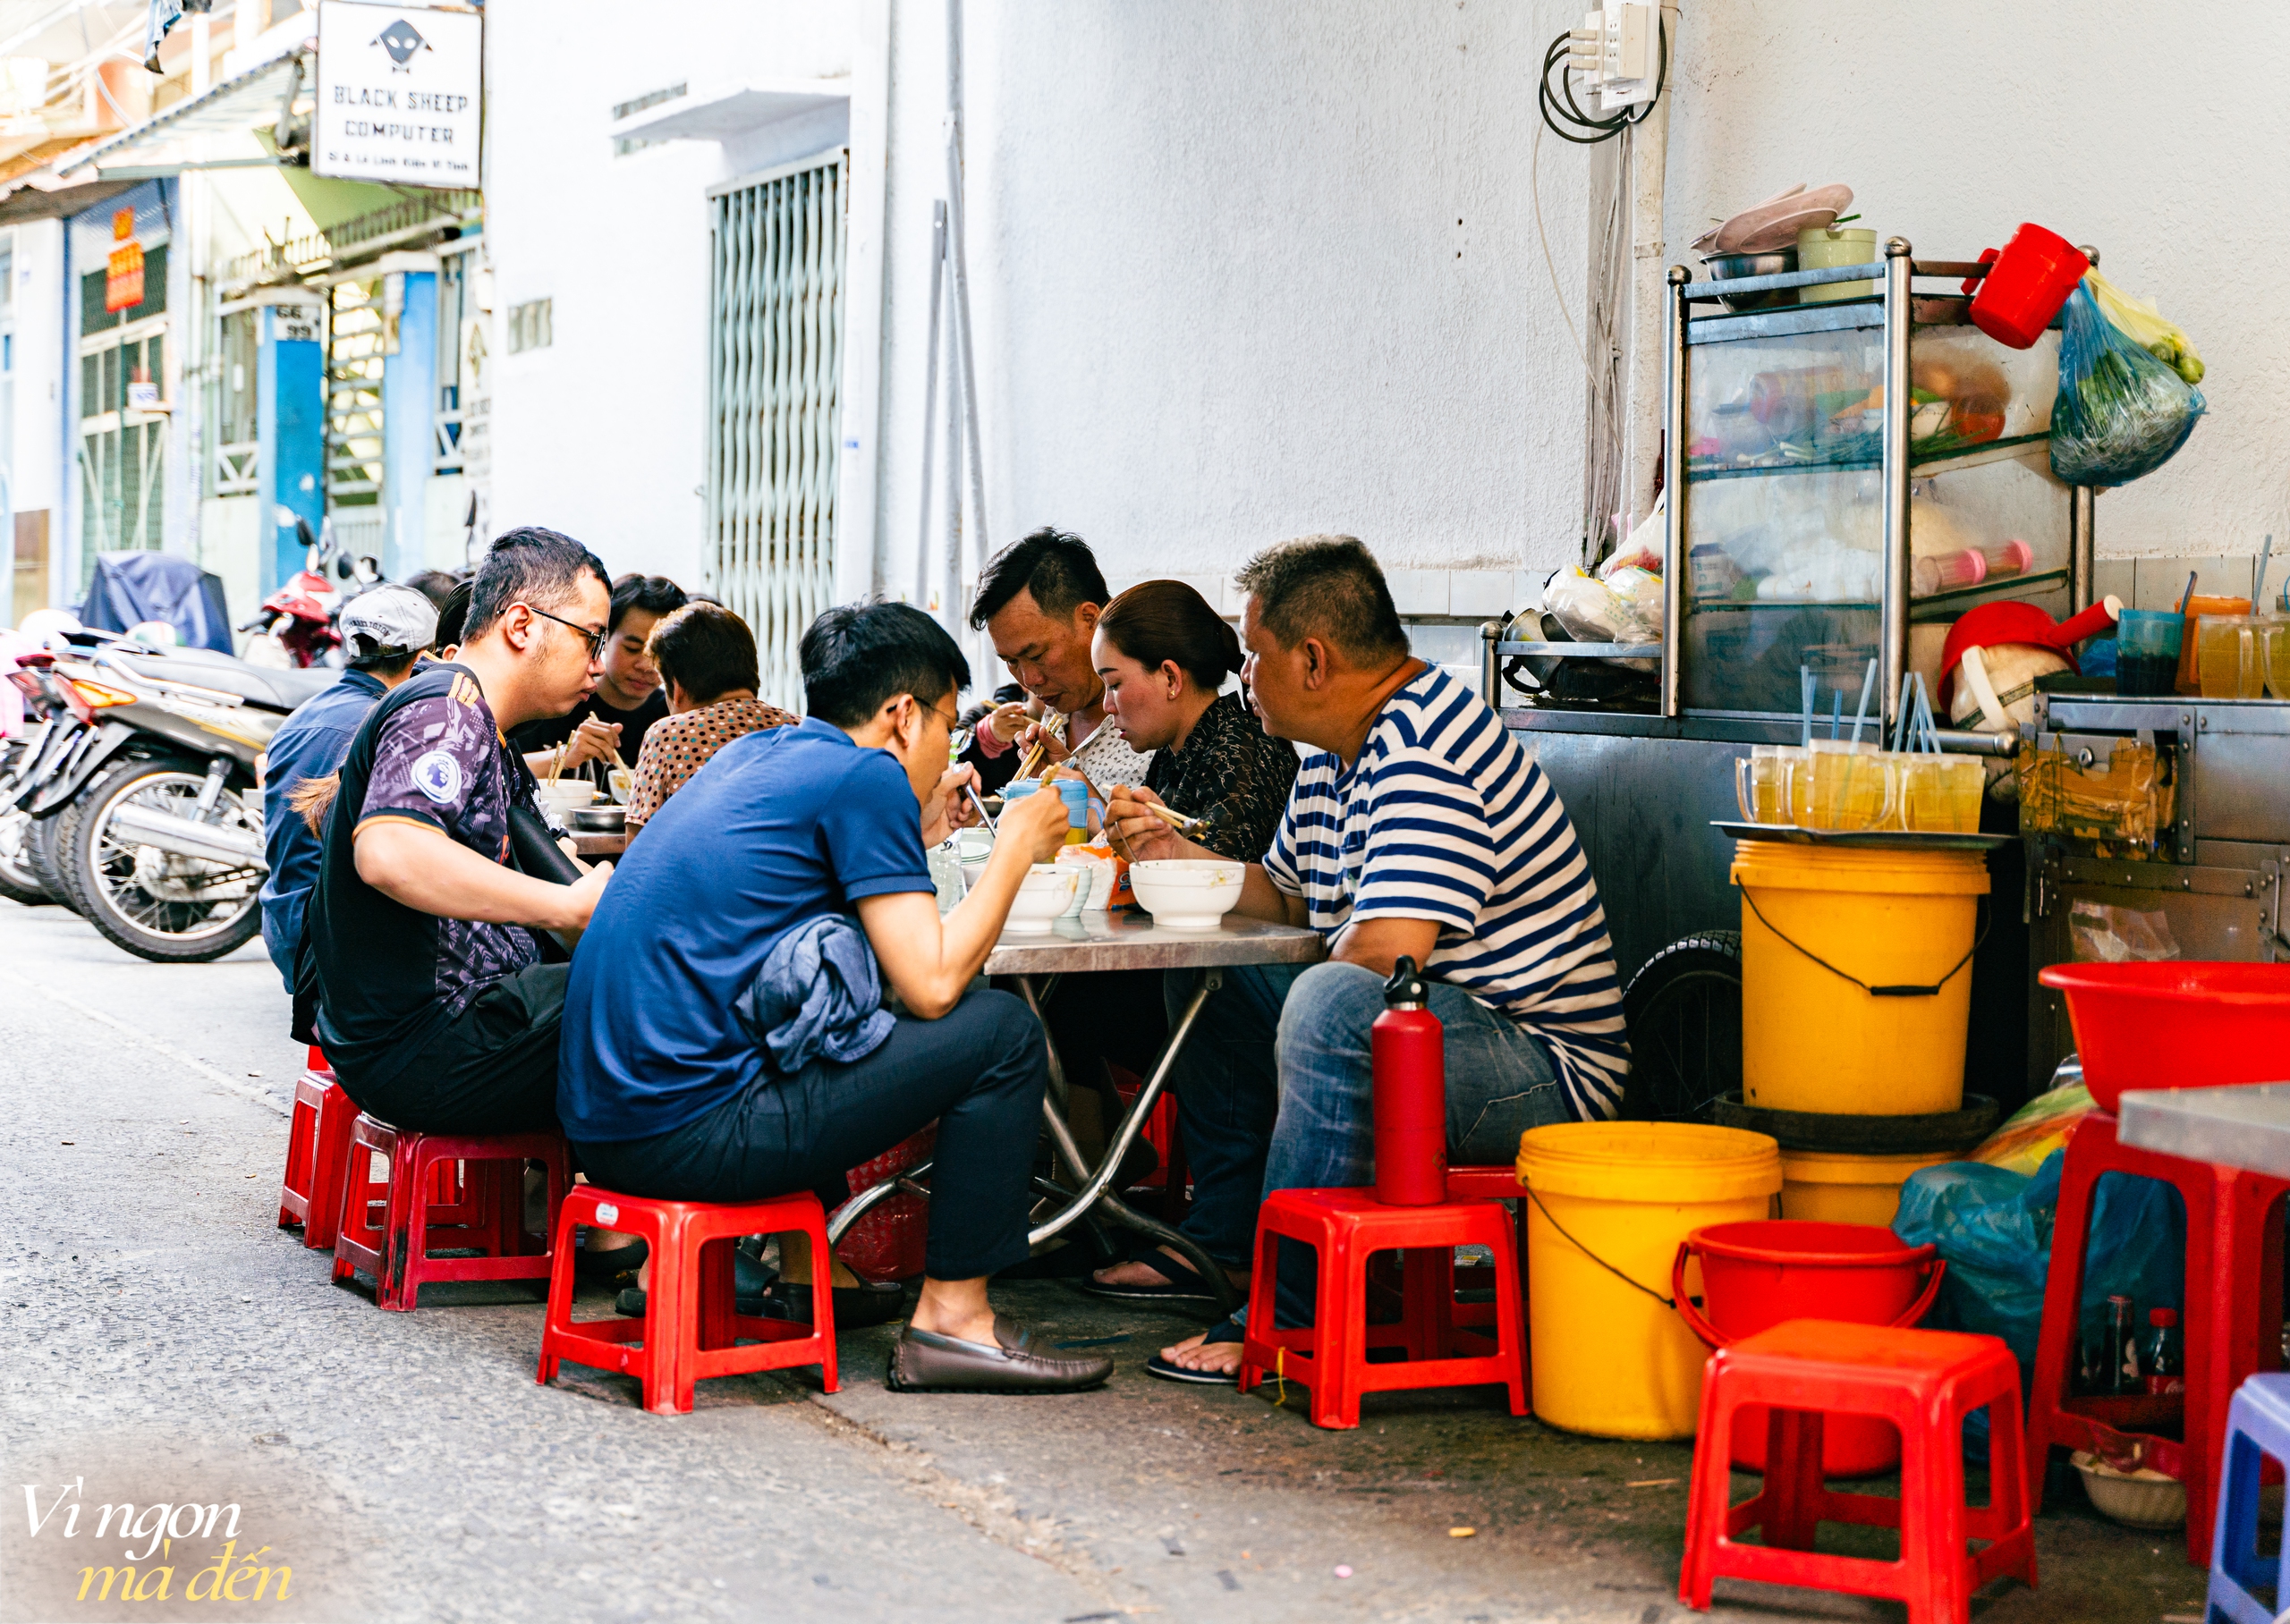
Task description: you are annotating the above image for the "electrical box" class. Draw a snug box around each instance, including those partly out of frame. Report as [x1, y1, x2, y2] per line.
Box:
[1568, 3, 1658, 114]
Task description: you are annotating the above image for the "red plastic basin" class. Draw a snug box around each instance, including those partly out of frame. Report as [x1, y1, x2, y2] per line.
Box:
[1674, 1220, 1944, 1476]
[2040, 961, 2290, 1112]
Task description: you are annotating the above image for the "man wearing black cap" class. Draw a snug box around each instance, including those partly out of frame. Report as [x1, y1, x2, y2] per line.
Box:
[258, 583, 439, 1041]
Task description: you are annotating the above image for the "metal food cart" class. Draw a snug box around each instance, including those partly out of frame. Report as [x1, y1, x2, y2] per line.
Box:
[1473, 237, 2224, 1121]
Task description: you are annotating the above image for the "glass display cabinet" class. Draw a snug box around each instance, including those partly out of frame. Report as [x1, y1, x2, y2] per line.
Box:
[1665, 240, 2087, 723]
[1486, 239, 2096, 728]
[1480, 240, 2099, 1118]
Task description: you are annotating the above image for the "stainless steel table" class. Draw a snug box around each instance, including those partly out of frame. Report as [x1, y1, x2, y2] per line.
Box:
[827, 910, 1325, 1312]
[2118, 1084, 2290, 1180]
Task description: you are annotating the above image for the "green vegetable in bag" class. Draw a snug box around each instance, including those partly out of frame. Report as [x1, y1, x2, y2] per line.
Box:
[2050, 286, 2205, 487]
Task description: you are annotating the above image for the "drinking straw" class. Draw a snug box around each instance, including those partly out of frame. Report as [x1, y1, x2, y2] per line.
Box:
[1914, 673, 1941, 754]
[1847, 656, 1879, 747]
[2178, 571, 2199, 616]
[1891, 675, 1914, 754]
[1801, 665, 1814, 749]
[1828, 687, 1843, 740]
[2256, 534, 2274, 611]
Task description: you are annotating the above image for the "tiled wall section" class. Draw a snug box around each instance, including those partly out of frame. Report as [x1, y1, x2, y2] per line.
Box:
[1104, 568, 1531, 622]
[2094, 555, 2286, 613]
[1120, 557, 2290, 703]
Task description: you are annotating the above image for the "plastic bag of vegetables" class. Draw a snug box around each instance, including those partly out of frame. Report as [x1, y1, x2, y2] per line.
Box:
[2082, 266, 2203, 385]
[2050, 285, 2205, 487]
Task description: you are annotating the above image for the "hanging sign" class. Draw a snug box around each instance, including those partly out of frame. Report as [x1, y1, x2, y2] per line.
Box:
[312, 1, 482, 188]
[104, 208, 144, 313]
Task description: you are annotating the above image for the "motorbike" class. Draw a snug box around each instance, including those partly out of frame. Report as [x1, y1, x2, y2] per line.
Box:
[5, 630, 333, 960]
[237, 516, 380, 669]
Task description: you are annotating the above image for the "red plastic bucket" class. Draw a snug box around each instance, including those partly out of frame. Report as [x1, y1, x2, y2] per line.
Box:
[2039, 962, 2290, 1112]
[1963, 223, 2086, 349]
[1674, 1220, 1945, 1475]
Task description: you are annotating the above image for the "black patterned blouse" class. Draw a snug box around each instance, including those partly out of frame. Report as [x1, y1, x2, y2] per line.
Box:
[1141, 691, 1301, 862]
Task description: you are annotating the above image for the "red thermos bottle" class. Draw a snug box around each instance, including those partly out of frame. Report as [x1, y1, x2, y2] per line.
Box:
[1371, 956, 1446, 1205]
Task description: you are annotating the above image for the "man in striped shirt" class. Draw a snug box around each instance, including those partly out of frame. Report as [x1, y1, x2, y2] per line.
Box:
[1102, 535, 1628, 1383]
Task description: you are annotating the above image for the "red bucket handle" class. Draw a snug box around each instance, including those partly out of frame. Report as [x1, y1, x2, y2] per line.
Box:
[1669, 1239, 1949, 1349]
[1961, 247, 2000, 297]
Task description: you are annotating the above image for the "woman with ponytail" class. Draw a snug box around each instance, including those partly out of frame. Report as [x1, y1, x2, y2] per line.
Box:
[1092, 579, 1297, 864]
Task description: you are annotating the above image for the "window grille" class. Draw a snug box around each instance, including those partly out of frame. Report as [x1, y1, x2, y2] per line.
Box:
[707, 151, 845, 712]
[327, 280, 384, 510]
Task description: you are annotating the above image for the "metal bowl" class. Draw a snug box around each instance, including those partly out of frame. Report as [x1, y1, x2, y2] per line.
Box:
[1702, 250, 1798, 312]
[570, 805, 626, 833]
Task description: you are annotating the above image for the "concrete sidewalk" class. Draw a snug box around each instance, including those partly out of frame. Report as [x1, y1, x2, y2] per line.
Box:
[0, 901, 2201, 1622]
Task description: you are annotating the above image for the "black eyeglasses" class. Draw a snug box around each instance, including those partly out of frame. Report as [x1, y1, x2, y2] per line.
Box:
[522, 603, 607, 658]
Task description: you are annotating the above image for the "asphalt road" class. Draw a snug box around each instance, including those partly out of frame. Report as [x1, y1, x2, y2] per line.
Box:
[0, 896, 2201, 1623]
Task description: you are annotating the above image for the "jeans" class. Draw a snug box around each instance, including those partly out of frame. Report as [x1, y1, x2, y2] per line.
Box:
[1165, 960, 1573, 1323]
[573, 988, 1047, 1282]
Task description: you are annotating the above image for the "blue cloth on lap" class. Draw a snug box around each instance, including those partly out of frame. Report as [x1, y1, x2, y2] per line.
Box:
[734, 914, 895, 1073]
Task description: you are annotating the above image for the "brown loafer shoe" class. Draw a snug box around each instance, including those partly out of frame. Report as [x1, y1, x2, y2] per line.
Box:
[886, 1315, 1114, 1394]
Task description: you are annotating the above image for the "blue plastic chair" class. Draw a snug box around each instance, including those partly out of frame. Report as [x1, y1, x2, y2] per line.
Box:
[2209, 1374, 2290, 1624]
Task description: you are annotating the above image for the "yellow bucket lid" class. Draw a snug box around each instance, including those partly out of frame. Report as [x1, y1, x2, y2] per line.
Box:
[1517, 1121, 1782, 1203]
[1779, 1148, 1959, 1183]
[1729, 841, 1990, 896]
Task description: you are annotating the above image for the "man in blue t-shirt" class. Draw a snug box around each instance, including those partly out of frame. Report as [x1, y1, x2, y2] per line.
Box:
[559, 602, 1116, 1395]
[1104, 536, 1629, 1383]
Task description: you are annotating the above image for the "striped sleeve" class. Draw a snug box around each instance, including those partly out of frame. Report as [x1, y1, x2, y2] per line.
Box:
[1348, 746, 1494, 931]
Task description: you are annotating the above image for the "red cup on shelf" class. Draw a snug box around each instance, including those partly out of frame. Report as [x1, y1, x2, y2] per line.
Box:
[1963, 223, 2087, 349]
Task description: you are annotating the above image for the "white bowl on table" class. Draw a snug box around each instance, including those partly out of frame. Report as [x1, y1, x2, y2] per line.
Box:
[1001, 864, 1080, 934]
[1130, 859, 1246, 931]
[536, 781, 598, 823]
[954, 828, 995, 896]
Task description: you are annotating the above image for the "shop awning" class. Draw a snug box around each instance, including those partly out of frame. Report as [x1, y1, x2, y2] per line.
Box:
[50, 45, 305, 182]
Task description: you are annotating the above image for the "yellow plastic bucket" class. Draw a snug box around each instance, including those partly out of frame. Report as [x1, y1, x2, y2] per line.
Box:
[1731, 842, 1989, 1115]
[1516, 1122, 1782, 1439]
[1777, 1149, 1955, 1225]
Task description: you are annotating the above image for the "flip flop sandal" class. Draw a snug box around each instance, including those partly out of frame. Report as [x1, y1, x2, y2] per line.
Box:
[1077, 1239, 1226, 1304]
[1145, 1318, 1245, 1386]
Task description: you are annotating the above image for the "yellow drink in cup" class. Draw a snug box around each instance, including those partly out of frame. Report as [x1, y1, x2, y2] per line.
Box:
[1791, 740, 1896, 833]
[1734, 745, 1799, 825]
[1900, 755, 1985, 833]
[2264, 617, 2290, 701]
[2197, 614, 2264, 699]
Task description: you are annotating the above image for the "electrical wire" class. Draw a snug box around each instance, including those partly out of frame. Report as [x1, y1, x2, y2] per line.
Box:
[1538, 13, 1669, 146]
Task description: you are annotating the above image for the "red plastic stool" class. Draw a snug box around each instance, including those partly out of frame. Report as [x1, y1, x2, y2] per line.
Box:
[330, 1114, 570, 1311]
[2023, 1108, 2288, 1564]
[1446, 1165, 1527, 1336]
[537, 1186, 838, 1414]
[277, 1069, 359, 1251]
[1235, 1188, 1527, 1430]
[1679, 1319, 2037, 1623]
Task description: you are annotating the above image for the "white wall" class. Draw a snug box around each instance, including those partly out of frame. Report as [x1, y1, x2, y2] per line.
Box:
[480, 0, 857, 587]
[10, 218, 64, 524]
[1660, 0, 2290, 563]
[874, 1, 1594, 616]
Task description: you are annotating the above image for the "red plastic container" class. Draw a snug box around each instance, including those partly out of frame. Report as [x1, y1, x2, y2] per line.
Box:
[1963, 222, 2087, 349]
[2039, 961, 2290, 1112]
[1673, 1220, 1946, 1475]
[1371, 957, 1446, 1205]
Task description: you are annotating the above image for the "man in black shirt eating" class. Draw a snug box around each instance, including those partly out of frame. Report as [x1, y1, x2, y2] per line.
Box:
[302, 527, 616, 1133]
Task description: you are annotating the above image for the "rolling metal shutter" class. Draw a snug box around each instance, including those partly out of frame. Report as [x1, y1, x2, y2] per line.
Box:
[707, 151, 846, 711]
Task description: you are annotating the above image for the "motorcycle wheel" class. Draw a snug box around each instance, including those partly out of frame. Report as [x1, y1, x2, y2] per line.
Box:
[24, 808, 81, 914]
[67, 757, 264, 963]
[0, 806, 55, 904]
[1616, 930, 1743, 1125]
